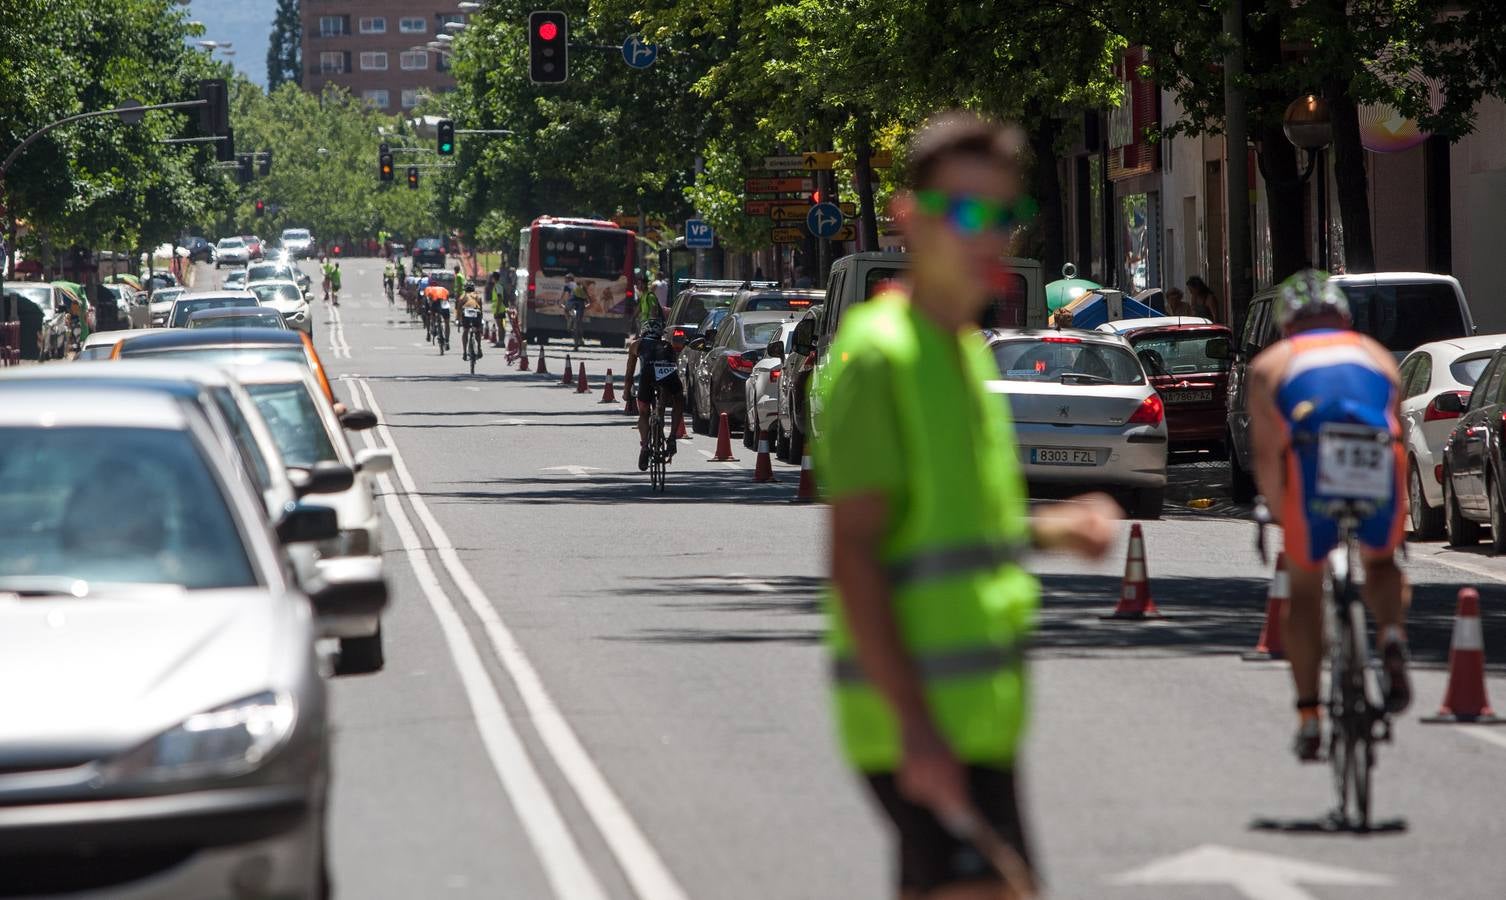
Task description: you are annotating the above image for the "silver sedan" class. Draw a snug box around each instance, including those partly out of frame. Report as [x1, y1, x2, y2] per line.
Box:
[986, 328, 1169, 518]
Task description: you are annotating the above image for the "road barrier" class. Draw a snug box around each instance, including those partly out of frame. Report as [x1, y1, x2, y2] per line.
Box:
[1243, 553, 1289, 661]
[1104, 524, 1160, 620]
[710, 413, 737, 462]
[1421, 587, 1502, 724]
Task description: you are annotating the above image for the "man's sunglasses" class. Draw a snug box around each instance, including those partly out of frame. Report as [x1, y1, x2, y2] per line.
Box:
[915, 190, 1038, 236]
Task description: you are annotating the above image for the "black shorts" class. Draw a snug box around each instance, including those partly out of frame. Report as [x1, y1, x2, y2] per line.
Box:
[865, 765, 1033, 894]
[637, 372, 682, 408]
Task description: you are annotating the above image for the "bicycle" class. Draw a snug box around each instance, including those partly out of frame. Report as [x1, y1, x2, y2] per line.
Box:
[647, 388, 668, 493]
[1254, 424, 1399, 833]
[462, 319, 482, 374]
[433, 314, 450, 355]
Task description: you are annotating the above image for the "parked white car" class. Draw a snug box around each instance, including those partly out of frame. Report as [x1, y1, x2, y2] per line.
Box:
[214, 236, 250, 268]
[744, 319, 799, 449]
[1398, 334, 1506, 538]
[248, 279, 313, 334]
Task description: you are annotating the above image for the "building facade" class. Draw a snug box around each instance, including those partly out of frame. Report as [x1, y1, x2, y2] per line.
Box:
[299, 1, 462, 113]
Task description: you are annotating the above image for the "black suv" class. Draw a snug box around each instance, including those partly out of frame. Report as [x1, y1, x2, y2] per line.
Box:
[412, 237, 446, 268]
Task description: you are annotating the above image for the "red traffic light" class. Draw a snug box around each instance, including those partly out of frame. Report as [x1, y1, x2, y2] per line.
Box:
[538, 21, 558, 41]
[333, 245, 341, 256]
[811, 189, 823, 204]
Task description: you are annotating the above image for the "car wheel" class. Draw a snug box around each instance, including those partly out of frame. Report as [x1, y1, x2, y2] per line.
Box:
[1445, 471, 1482, 547]
[1490, 472, 1506, 556]
[1132, 487, 1164, 520]
[744, 402, 758, 449]
[1229, 433, 1256, 503]
[334, 625, 384, 675]
[1409, 459, 1445, 540]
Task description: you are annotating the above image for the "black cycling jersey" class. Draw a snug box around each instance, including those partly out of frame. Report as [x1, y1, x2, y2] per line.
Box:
[637, 335, 682, 402]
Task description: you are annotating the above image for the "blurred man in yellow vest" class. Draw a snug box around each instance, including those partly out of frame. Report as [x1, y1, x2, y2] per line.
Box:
[816, 111, 1119, 900]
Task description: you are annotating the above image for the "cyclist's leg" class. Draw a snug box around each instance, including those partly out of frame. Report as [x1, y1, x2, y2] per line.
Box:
[667, 386, 684, 455]
[636, 382, 654, 471]
[1282, 463, 1334, 760]
[1358, 464, 1412, 711]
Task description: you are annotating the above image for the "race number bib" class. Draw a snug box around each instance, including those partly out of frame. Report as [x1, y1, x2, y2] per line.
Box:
[1316, 424, 1393, 500]
[462, 307, 480, 319]
[653, 362, 677, 381]
[441, 300, 452, 311]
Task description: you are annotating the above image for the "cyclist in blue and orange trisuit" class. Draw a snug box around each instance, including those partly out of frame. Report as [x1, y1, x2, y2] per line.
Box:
[1248, 269, 1412, 761]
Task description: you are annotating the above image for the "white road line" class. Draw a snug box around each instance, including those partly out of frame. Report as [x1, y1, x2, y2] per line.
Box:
[353, 376, 690, 900]
[695, 446, 747, 469]
[357, 442, 608, 900]
[1456, 726, 1506, 751]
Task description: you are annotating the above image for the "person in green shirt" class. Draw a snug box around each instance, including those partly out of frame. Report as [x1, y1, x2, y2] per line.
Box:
[452, 265, 467, 297]
[817, 111, 1119, 900]
[329, 261, 342, 306]
[320, 257, 335, 303]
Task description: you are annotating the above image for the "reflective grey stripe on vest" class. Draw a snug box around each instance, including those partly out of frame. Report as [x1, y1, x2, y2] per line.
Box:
[831, 642, 1025, 686]
[885, 541, 1026, 589]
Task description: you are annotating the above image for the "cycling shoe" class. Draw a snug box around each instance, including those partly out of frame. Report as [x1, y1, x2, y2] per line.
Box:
[638, 446, 650, 472]
[1294, 716, 1323, 762]
[667, 437, 677, 459]
[1382, 640, 1412, 714]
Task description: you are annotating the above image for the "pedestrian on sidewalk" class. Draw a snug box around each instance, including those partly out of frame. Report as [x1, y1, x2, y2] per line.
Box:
[1186, 276, 1220, 323]
[816, 110, 1119, 900]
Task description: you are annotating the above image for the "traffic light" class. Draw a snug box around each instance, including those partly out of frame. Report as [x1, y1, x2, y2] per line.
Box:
[407, 166, 419, 189]
[259, 150, 272, 177]
[528, 11, 568, 83]
[437, 120, 455, 155]
[237, 154, 253, 184]
[379, 152, 395, 181]
[379, 142, 390, 156]
[197, 78, 232, 161]
[254, 199, 264, 217]
[811, 188, 823, 204]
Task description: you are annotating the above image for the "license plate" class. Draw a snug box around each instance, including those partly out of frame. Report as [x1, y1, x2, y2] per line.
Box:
[1031, 448, 1097, 466]
[1164, 389, 1213, 404]
[1316, 424, 1394, 500]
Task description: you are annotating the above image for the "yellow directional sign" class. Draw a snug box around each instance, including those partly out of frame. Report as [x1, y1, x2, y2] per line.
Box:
[802, 151, 840, 170]
[839, 201, 857, 216]
[771, 226, 805, 244]
[770, 202, 814, 224]
[833, 224, 856, 241]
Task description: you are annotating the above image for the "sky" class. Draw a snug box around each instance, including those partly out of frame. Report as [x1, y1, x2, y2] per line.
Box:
[186, 0, 276, 87]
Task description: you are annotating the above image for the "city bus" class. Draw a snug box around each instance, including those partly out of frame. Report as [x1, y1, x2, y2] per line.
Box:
[514, 216, 638, 347]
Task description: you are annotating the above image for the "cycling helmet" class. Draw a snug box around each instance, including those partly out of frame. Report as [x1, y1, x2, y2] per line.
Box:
[640, 319, 665, 341]
[1276, 269, 1350, 330]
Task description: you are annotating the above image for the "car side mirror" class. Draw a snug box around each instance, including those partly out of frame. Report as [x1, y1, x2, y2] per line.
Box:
[766, 339, 785, 358]
[308, 556, 388, 621]
[287, 461, 355, 497]
[1432, 390, 1467, 414]
[355, 446, 394, 474]
[276, 502, 340, 544]
[689, 337, 708, 351]
[340, 408, 378, 431]
[1204, 337, 1232, 360]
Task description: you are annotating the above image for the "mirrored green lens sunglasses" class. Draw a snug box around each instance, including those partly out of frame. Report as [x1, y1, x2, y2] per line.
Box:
[915, 190, 1038, 235]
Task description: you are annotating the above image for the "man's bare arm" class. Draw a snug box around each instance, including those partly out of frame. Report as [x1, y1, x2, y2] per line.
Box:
[1248, 348, 1290, 512]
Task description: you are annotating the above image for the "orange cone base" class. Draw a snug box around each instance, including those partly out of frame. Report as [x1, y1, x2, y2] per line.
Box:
[576, 363, 589, 393]
[673, 416, 688, 439]
[536, 354, 548, 374]
[1242, 596, 1288, 661]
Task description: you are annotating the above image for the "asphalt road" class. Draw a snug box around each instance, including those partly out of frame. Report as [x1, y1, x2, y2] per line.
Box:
[210, 258, 1506, 899]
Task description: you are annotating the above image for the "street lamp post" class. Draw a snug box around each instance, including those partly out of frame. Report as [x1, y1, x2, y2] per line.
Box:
[1283, 94, 1334, 269]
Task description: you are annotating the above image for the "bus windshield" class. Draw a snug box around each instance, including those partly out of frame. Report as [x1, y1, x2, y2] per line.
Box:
[536, 227, 628, 279]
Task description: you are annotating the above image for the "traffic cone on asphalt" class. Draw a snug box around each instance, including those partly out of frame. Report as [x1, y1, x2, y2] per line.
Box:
[576, 362, 589, 394]
[753, 430, 778, 483]
[711, 413, 737, 461]
[1422, 588, 1503, 724]
[1243, 553, 1289, 661]
[673, 414, 688, 439]
[518, 343, 529, 371]
[623, 388, 635, 415]
[1102, 524, 1160, 620]
[536, 352, 548, 375]
[599, 370, 616, 404]
[562, 354, 574, 385]
[792, 454, 816, 503]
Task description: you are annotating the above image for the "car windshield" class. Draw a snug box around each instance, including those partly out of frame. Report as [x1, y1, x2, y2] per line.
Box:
[415, 238, 442, 250]
[679, 293, 735, 326]
[6, 286, 51, 308]
[188, 312, 287, 330]
[1450, 354, 1494, 387]
[218, 238, 244, 248]
[1339, 282, 1467, 352]
[0, 426, 255, 590]
[742, 294, 815, 312]
[128, 346, 308, 367]
[247, 265, 292, 282]
[152, 288, 185, 303]
[536, 228, 628, 279]
[992, 338, 1145, 385]
[244, 382, 338, 468]
[1129, 332, 1230, 376]
[743, 321, 784, 346]
[250, 283, 301, 304]
[74, 345, 116, 359]
[170, 296, 257, 327]
[699, 307, 731, 334]
[282, 230, 310, 241]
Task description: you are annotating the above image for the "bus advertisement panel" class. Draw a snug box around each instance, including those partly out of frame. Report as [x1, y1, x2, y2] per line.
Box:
[515, 217, 637, 347]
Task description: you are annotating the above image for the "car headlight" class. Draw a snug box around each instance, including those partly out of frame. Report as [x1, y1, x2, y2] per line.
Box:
[100, 691, 296, 785]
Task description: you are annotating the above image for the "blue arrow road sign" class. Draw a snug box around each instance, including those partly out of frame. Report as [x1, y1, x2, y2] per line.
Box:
[807, 202, 844, 238]
[685, 219, 714, 248]
[622, 34, 658, 69]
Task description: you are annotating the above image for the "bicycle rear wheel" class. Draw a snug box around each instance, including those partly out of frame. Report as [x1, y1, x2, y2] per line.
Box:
[1327, 578, 1374, 830]
[650, 406, 667, 493]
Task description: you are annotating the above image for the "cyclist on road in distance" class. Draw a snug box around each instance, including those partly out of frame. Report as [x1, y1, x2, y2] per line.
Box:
[816, 111, 1118, 900]
[320, 256, 335, 303]
[458, 289, 485, 361]
[1247, 269, 1412, 761]
[630, 320, 686, 471]
[424, 280, 452, 348]
[383, 260, 397, 304]
[488, 273, 506, 345]
[330, 261, 343, 306]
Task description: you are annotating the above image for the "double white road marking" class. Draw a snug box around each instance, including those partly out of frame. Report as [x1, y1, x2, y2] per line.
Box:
[326, 302, 351, 360]
[348, 374, 688, 900]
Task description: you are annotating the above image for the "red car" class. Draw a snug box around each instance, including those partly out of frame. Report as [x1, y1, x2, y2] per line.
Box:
[238, 234, 265, 260]
[1101, 317, 1234, 455]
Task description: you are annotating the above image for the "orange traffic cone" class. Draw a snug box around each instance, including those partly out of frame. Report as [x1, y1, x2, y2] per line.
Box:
[673, 414, 688, 439]
[536, 352, 548, 375]
[1243, 553, 1289, 661]
[623, 388, 635, 415]
[792, 454, 816, 503]
[1422, 588, 1503, 724]
[599, 369, 616, 403]
[562, 354, 573, 384]
[518, 341, 529, 371]
[1103, 524, 1160, 619]
[753, 429, 778, 483]
[576, 362, 589, 394]
[710, 413, 737, 461]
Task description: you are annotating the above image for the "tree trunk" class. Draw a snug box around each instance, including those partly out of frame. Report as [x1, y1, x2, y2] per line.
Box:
[1324, 80, 1375, 273]
[1027, 113, 1065, 279]
[1247, 8, 1306, 283]
[854, 117, 880, 252]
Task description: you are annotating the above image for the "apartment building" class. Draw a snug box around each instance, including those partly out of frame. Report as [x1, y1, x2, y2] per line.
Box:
[299, 1, 462, 113]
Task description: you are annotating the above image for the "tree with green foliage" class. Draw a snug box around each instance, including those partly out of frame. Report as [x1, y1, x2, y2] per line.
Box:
[267, 0, 302, 90]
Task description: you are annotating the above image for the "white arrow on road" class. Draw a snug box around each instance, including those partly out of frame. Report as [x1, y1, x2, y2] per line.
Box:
[541, 465, 602, 478]
[1110, 844, 1391, 900]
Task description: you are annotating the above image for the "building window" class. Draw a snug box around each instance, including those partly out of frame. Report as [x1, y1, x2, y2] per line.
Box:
[440, 14, 465, 24]
[319, 51, 345, 74]
[400, 50, 428, 71]
[359, 52, 388, 71]
[362, 90, 390, 109]
[401, 89, 423, 109]
[358, 17, 386, 34]
[398, 17, 427, 34]
[318, 16, 348, 37]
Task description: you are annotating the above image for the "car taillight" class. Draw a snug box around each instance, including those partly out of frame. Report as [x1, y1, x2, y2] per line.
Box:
[1127, 393, 1164, 426]
[672, 328, 688, 340]
[804, 351, 817, 366]
[1042, 336, 1081, 343]
[1435, 464, 1444, 484]
[1424, 391, 1469, 421]
[728, 355, 756, 373]
[769, 367, 781, 381]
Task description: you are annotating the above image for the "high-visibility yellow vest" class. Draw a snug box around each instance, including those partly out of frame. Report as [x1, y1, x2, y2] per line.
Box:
[816, 294, 1038, 772]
